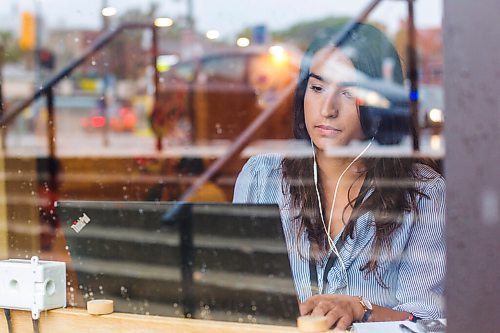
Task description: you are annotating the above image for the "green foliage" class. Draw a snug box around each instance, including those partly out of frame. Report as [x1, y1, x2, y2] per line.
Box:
[0, 31, 26, 63]
[236, 16, 388, 51]
[273, 16, 352, 49]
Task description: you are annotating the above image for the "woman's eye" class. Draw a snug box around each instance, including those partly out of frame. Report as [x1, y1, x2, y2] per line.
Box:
[309, 85, 323, 93]
[341, 89, 354, 98]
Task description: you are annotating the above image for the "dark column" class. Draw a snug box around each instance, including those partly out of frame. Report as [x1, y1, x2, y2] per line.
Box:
[444, 0, 500, 331]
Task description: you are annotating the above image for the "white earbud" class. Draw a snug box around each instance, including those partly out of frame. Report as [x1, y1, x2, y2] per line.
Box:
[311, 138, 374, 296]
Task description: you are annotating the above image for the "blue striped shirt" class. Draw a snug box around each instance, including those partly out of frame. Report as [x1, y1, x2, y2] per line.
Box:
[233, 154, 446, 319]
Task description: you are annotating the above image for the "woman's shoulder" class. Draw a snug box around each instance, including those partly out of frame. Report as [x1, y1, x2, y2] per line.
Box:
[413, 163, 445, 193]
[233, 154, 283, 204]
[242, 153, 283, 176]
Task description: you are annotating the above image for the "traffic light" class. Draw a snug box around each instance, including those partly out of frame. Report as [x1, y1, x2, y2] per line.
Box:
[19, 11, 36, 51]
[37, 48, 56, 70]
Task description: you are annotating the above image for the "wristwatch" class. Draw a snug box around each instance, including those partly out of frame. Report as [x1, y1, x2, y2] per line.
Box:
[358, 296, 373, 322]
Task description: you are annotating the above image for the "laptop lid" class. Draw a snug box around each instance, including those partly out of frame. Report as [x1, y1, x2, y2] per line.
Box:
[57, 200, 299, 325]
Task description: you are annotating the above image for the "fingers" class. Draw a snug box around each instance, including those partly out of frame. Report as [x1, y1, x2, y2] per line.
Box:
[310, 301, 332, 317]
[299, 295, 355, 331]
[299, 296, 319, 315]
[332, 312, 353, 331]
[324, 306, 343, 328]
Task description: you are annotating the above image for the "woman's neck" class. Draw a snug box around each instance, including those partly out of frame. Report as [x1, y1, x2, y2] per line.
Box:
[315, 150, 366, 183]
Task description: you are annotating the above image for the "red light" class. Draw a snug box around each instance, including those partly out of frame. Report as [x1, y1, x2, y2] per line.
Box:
[91, 116, 106, 128]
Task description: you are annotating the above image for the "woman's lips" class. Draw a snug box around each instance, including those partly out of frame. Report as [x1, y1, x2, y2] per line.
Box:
[315, 125, 341, 137]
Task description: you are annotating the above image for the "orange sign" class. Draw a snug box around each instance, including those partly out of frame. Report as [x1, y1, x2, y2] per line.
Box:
[19, 11, 36, 51]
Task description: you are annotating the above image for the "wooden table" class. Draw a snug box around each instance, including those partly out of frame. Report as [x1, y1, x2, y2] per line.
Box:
[0, 308, 322, 333]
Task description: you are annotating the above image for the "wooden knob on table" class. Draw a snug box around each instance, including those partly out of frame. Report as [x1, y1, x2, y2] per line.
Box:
[297, 315, 330, 332]
[87, 299, 114, 315]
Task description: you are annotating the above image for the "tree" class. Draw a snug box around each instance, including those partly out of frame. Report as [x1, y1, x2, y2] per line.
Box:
[0, 31, 25, 63]
[105, 4, 160, 79]
[272, 16, 352, 49]
[237, 16, 387, 51]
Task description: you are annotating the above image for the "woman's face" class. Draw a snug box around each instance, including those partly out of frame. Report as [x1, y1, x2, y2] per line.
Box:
[304, 47, 364, 150]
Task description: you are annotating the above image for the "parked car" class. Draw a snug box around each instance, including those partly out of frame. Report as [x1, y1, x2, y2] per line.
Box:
[81, 100, 137, 132]
[348, 78, 411, 145]
[150, 46, 300, 143]
[151, 46, 428, 146]
[420, 85, 444, 134]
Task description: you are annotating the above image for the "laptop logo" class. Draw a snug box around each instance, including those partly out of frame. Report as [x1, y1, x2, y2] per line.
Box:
[71, 213, 91, 233]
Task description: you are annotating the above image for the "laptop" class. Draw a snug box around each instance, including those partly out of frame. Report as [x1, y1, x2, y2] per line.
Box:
[56, 200, 299, 325]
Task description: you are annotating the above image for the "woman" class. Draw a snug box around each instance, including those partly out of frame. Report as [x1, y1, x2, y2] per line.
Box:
[233, 24, 445, 330]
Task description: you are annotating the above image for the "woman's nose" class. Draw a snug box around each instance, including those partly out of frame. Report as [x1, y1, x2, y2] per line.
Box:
[320, 88, 340, 118]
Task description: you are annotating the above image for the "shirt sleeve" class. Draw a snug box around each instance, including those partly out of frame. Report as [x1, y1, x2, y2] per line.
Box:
[233, 156, 261, 204]
[392, 176, 446, 319]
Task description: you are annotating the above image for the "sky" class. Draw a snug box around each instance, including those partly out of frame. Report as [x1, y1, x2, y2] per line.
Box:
[1, 0, 442, 39]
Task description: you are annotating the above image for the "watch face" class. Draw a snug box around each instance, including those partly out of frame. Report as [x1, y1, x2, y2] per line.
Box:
[363, 298, 373, 310]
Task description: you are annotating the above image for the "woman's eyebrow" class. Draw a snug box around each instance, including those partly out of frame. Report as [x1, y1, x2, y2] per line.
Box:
[308, 72, 328, 83]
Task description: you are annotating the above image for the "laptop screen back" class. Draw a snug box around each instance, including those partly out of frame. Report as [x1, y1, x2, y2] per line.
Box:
[57, 200, 299, 325]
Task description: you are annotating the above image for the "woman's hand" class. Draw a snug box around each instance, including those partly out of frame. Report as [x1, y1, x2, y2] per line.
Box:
[299, 294, 364, 330]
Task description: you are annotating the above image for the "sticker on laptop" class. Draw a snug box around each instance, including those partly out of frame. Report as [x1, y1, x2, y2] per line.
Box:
[71, 213, 91, 233]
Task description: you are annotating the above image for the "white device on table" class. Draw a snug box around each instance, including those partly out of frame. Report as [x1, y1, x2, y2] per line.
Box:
[417, 319, 446, 333]
[0, 256, 66, 319]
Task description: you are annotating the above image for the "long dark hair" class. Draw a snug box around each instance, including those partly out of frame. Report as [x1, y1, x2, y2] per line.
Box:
[282, 24, 437, 285]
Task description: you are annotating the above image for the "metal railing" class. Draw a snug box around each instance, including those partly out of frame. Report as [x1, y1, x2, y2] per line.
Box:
[0, 22, 160, 156]
[0, 23, 160, 210]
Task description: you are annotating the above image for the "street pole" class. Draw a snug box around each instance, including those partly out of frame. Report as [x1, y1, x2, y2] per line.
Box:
[32, 0, 43, 133]
[0, 44, 5, 150]
[407, 0, 420, 151]
[0, 45, 4, 116]
[187, 0, 194, 30]
[101, 0, 110, 146]
[102, 0, 110, 31]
